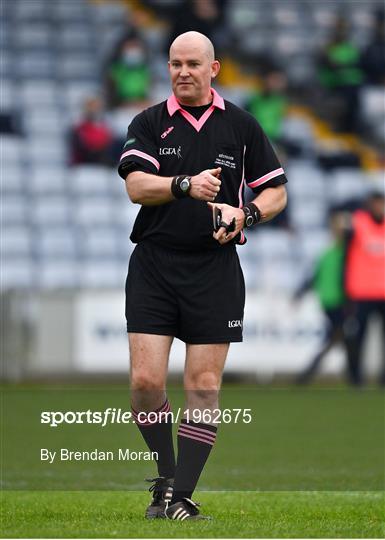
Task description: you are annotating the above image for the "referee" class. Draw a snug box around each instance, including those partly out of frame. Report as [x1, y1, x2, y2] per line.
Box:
[118, 31, 287, 520]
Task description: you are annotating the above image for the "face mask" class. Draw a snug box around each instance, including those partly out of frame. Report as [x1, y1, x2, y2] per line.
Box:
[122, 49, 145, 66]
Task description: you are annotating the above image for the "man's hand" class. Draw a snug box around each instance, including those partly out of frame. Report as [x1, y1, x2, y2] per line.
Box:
[208, 202, 245, 244]
[190, 168, 221, 201]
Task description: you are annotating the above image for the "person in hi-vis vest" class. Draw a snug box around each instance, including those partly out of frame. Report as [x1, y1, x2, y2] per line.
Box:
[344, 191, 385, 386]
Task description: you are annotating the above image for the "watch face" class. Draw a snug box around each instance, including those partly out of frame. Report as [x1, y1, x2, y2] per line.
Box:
[180, 178, 190, 192]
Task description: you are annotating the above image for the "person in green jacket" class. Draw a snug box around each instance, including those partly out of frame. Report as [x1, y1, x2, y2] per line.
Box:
[318, 17, 364, 132]
[245, 69, 288, 143]
[106, 34, 151, 108]
[294, 211, 347, 383]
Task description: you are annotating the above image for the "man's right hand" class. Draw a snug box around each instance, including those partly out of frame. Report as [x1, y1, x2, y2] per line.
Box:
[189, 167, 221, 201]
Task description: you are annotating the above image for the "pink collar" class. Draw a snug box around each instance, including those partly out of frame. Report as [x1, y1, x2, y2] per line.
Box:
[167, 88, 225, 115]
[166, 88, 225, 132]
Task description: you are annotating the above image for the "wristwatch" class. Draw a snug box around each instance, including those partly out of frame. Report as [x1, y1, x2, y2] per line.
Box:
[179, 176, 191, 194]
[242, 203, 261, 228]
[244, 211, 254, 228]
[171, 175, 192, 199]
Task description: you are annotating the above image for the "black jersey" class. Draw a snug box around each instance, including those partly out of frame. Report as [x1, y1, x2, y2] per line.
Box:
[118, 88, 287, 251]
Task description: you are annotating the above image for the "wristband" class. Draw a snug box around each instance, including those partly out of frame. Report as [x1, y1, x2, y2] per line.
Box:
[242, 203, 261, 228]
[171, 175, 191, 199]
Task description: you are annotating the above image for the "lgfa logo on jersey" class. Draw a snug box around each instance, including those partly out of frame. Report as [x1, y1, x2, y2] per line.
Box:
[228, 320, 243, 328]
[159, 146, 182, 159]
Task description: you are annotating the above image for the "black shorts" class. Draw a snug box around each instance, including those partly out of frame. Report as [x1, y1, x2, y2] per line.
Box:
[125, 241, 245, 344]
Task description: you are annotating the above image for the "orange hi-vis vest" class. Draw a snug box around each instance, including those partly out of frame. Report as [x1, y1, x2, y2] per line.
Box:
[345, 210, 385, 300]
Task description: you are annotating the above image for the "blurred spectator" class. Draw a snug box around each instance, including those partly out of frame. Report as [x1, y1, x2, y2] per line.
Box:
[361, 9, 385, 86]
[245, 70, 288, 143]
[317, 17, 364, 132]
[161, 0, 229, 54]
[0, 111, 22, 135]
[294, 211, 347, 384]
[105, 32, 151, 109]
[69, 97, 115, 166]
[344, 192, 385, 386]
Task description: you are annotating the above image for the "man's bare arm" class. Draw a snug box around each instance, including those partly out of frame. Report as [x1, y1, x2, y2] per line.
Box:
[125, 171, 174, 206]
[251, 184, 288, 223]
[125, 168, 222, 206]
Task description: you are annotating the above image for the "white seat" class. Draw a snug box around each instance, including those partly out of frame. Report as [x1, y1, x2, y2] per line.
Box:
[330, 169, 367, 204]
[32, 196, 71, 225]
[74, 197, 114, 225]
[111, 199, 138, 228]
[0, 50, 14, 77]
[13, 0, 50, 20]
[1, 136, 23, 166]
[19, 81, 58, 107]
[63, 82, 101, 109]
[70, 166, 110, 194]
[1, 226, 31, 255]
[38, 259, 78, 288]
[13, 24, 52, 48]
[27, 137, 67, 165]
[247, 229, 295, 260]
[0, 166, 23, 192]
[285, 160, 325, 197]
[23, 108, 65, 136]
[52, 0, 91, 21]
[282, 116, 315, 146]
[1, 258, 34, 289]
[297, 230, 331, 264]
[227, 1, 262, 30]
[290, 202, 327, 230]
[106, 107, 141, 137]
[1, 80, 15, 109]
[1, 195, 28, 223]
[79, 259, 125, 288]
[91, 1, 129, 24]
[56, 25, 95, 50]
[16, 52, 55, 78]
[29, 166, 67, 193]
[37, 228, 77, 257]
[56, 55, 97, 80]
[80, 227, 119, 257]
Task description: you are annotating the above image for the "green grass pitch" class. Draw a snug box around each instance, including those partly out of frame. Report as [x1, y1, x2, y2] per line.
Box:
[1, 384, 384, 537]
[2, 490, 384, 538]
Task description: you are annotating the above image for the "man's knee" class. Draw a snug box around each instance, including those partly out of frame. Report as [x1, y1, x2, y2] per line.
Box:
[185, 370, 221, 392]
[131, 371, 164, 391]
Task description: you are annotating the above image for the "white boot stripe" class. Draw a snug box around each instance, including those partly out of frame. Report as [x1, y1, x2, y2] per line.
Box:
[180, 512, 189, 521]
[173, 508, 184, 520]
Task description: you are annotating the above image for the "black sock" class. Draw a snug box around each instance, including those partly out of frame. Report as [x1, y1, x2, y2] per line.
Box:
[132, 399, 175, 479]
[171, 419, 217, 504]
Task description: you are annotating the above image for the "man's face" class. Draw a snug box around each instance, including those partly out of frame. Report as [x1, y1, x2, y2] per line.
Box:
[168, 43, 219, 105]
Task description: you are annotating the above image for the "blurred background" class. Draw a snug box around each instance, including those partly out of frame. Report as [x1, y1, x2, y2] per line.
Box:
[1, 0, 384, 385]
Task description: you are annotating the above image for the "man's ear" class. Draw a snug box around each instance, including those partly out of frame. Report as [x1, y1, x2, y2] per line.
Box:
[211, 60, 220, 79]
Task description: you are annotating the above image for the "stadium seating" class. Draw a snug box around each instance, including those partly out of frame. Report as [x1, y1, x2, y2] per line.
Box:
[1, 0, 381, 291]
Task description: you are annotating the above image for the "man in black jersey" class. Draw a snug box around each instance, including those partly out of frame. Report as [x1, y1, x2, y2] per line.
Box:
[118, 31, 287, 520]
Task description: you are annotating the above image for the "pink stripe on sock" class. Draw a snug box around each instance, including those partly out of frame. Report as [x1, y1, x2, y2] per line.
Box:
[178, 428, 216, 446]
[180, 423, 217, 438]
[178, 426, 216, 445]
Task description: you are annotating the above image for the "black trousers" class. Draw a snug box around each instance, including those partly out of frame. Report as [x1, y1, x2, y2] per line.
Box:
[344, 300, 385, 385]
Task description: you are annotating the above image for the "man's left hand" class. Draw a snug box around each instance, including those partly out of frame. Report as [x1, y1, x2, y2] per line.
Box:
[208, 202, 245, 244]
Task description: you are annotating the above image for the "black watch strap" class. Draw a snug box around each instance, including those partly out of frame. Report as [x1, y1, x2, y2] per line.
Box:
[171, 175, 191, 199]
[242, 203, 261, 228]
